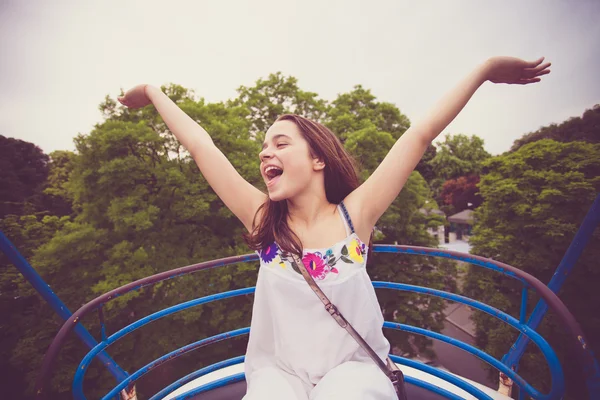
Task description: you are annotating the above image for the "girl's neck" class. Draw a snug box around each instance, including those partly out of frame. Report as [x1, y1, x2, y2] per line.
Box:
[286, 193, 335, 230]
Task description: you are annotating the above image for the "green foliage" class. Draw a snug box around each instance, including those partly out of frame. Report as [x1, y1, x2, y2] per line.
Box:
[43, 150, 76, 216]
[1, 77, 451, 398]
[428, 134, 491, 183]
[0, 214, 70, 399]
[326, 85, 410, 141]
[466, 139, 600, 398]
[231, 72, 328, 135]
[0, 135, 50, 217]
[426, 133, 490, 217]
[511, 104, 600, 151]
[415, 144, 437, 183]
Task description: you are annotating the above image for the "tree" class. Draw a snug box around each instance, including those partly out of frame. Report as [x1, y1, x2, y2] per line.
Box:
[465, 139, 600, 399]
[428, 134, 491, 183]
[510, 104, 600, 151]
[426, 133, 490, 219]
[0, 136, 50, 217]
[2, 86, 264, 398]
[2, 78, 454, 398]
[231, 72, 328, 136]
[43, 150, 76, 217]
[415, 144, 437, 183]
[326, 85, 410, 142]
[439, 174, 482, 215]
[62, 92, 261, 398]
[0, 214, 70, 399]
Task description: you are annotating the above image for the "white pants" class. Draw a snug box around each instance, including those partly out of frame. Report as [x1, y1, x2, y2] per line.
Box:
[242, 361, 397, 400]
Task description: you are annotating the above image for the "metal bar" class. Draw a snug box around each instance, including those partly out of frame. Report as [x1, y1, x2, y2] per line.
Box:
[149, 356, 246, 400]
[102, 330, 249, 400]
[376, 285, 564, 400]
[98, 305, 107, 342]
[72, 287, 255, 399]
[502, 193, 600, 388]
[35, 246, 599, 399]
[173, 373, 246, 400]
[35, 253, 258, 399]
[177, 372, 468, 400]
[387, 323, 558, 399]
[172, 357, 494, 400]
[0, 231, 128, 386]
[97, 281, 564, 400]
[375, 244, 598, 391]
[391, 355, 495, 400]
[520, 285, 528, 324]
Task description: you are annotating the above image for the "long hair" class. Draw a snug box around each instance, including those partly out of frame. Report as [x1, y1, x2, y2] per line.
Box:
[244, 114, 370, 258]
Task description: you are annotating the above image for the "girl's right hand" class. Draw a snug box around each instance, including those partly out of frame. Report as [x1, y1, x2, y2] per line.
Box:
[118, 84, 152, 108]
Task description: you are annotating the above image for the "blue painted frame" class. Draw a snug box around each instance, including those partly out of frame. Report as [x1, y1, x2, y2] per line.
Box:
[0, 231, 129, 385]
[53, 244, 588, 400]
[3, 234, 598, 399]
[70, 278, 564, 400]
[503, 193, 600, 399]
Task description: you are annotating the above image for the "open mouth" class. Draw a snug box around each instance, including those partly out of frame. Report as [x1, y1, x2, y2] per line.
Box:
[265, 166, 283, 185]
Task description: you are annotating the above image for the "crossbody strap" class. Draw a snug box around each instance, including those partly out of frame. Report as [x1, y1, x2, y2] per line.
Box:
[288, 252, 394, 380]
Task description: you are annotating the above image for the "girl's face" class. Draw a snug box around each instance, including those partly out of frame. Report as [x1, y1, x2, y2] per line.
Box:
[259, 120, 324, 201]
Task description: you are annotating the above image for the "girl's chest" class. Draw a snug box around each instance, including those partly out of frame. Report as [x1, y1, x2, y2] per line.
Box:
[289, 217, 348, 250]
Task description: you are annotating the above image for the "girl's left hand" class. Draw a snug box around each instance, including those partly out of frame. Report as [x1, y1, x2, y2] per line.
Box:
[118, 84, 152, 109]
[484, 56, 551, 85]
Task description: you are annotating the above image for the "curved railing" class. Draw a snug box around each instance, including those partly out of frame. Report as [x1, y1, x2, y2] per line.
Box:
[35, 246, 598, 400]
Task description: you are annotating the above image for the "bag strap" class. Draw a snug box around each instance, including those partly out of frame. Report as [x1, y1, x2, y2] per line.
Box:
[287, 202, 407, 399]
[288, 252, 397, 382]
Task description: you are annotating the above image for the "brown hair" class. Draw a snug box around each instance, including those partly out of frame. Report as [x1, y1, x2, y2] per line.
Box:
[244, 114, 370, 258]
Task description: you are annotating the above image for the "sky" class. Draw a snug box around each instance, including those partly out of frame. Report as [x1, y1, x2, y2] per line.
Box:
[1, 0, 599, 156]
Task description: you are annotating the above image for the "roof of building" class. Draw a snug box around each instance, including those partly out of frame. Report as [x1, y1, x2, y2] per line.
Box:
[419, 208, 446, 216]
[447, 209, 474, 224]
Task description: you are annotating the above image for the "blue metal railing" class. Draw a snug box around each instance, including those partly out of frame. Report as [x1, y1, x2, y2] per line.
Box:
[503, 194, 600, 398]
[23, 245, 596, 400]
[0, 231, 129, 385]
[73, 281, 562, 400]
[2, 192, 599, 399]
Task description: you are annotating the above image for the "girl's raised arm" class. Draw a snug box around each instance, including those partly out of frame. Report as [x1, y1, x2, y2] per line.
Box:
[119, 85, 266, 232]
[345, 56, 551, 230]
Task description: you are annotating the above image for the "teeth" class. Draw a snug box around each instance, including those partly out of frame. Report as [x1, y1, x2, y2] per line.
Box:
[265, 166, 282, 173]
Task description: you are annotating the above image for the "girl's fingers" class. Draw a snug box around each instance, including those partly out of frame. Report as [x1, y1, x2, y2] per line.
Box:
[527, 57, 545, 68]
[527, 62, 552, 73]
[535, 69, 551, 77]
[518, 78, 541, 85]
[526, 69, 550, 79]
[523, 66, 551, 79]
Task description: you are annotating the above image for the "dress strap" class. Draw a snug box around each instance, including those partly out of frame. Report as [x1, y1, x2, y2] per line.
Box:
[338, 201, 355, 234]
[337, 205, 351, 236]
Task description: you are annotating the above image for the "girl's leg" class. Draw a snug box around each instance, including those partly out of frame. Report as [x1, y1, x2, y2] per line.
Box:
[243, 366, 310, 400]
[310, 361, 396, 400]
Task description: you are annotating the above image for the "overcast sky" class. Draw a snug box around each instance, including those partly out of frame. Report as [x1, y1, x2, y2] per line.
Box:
[1, 0, 599, 156]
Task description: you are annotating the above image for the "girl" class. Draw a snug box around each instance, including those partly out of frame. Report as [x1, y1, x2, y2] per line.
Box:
[118, 56, 551, 399]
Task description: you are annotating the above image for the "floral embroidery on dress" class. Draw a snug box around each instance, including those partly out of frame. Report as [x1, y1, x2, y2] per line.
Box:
[273, 255, 286, 269]
[259, 236, 367, 281]
[259, 242, 278, 263]
[302, 252, 335, 280]
[347, 239, 365, 263]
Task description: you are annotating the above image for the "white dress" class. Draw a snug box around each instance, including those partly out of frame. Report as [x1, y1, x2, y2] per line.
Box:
[243, 203, 395, 399]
